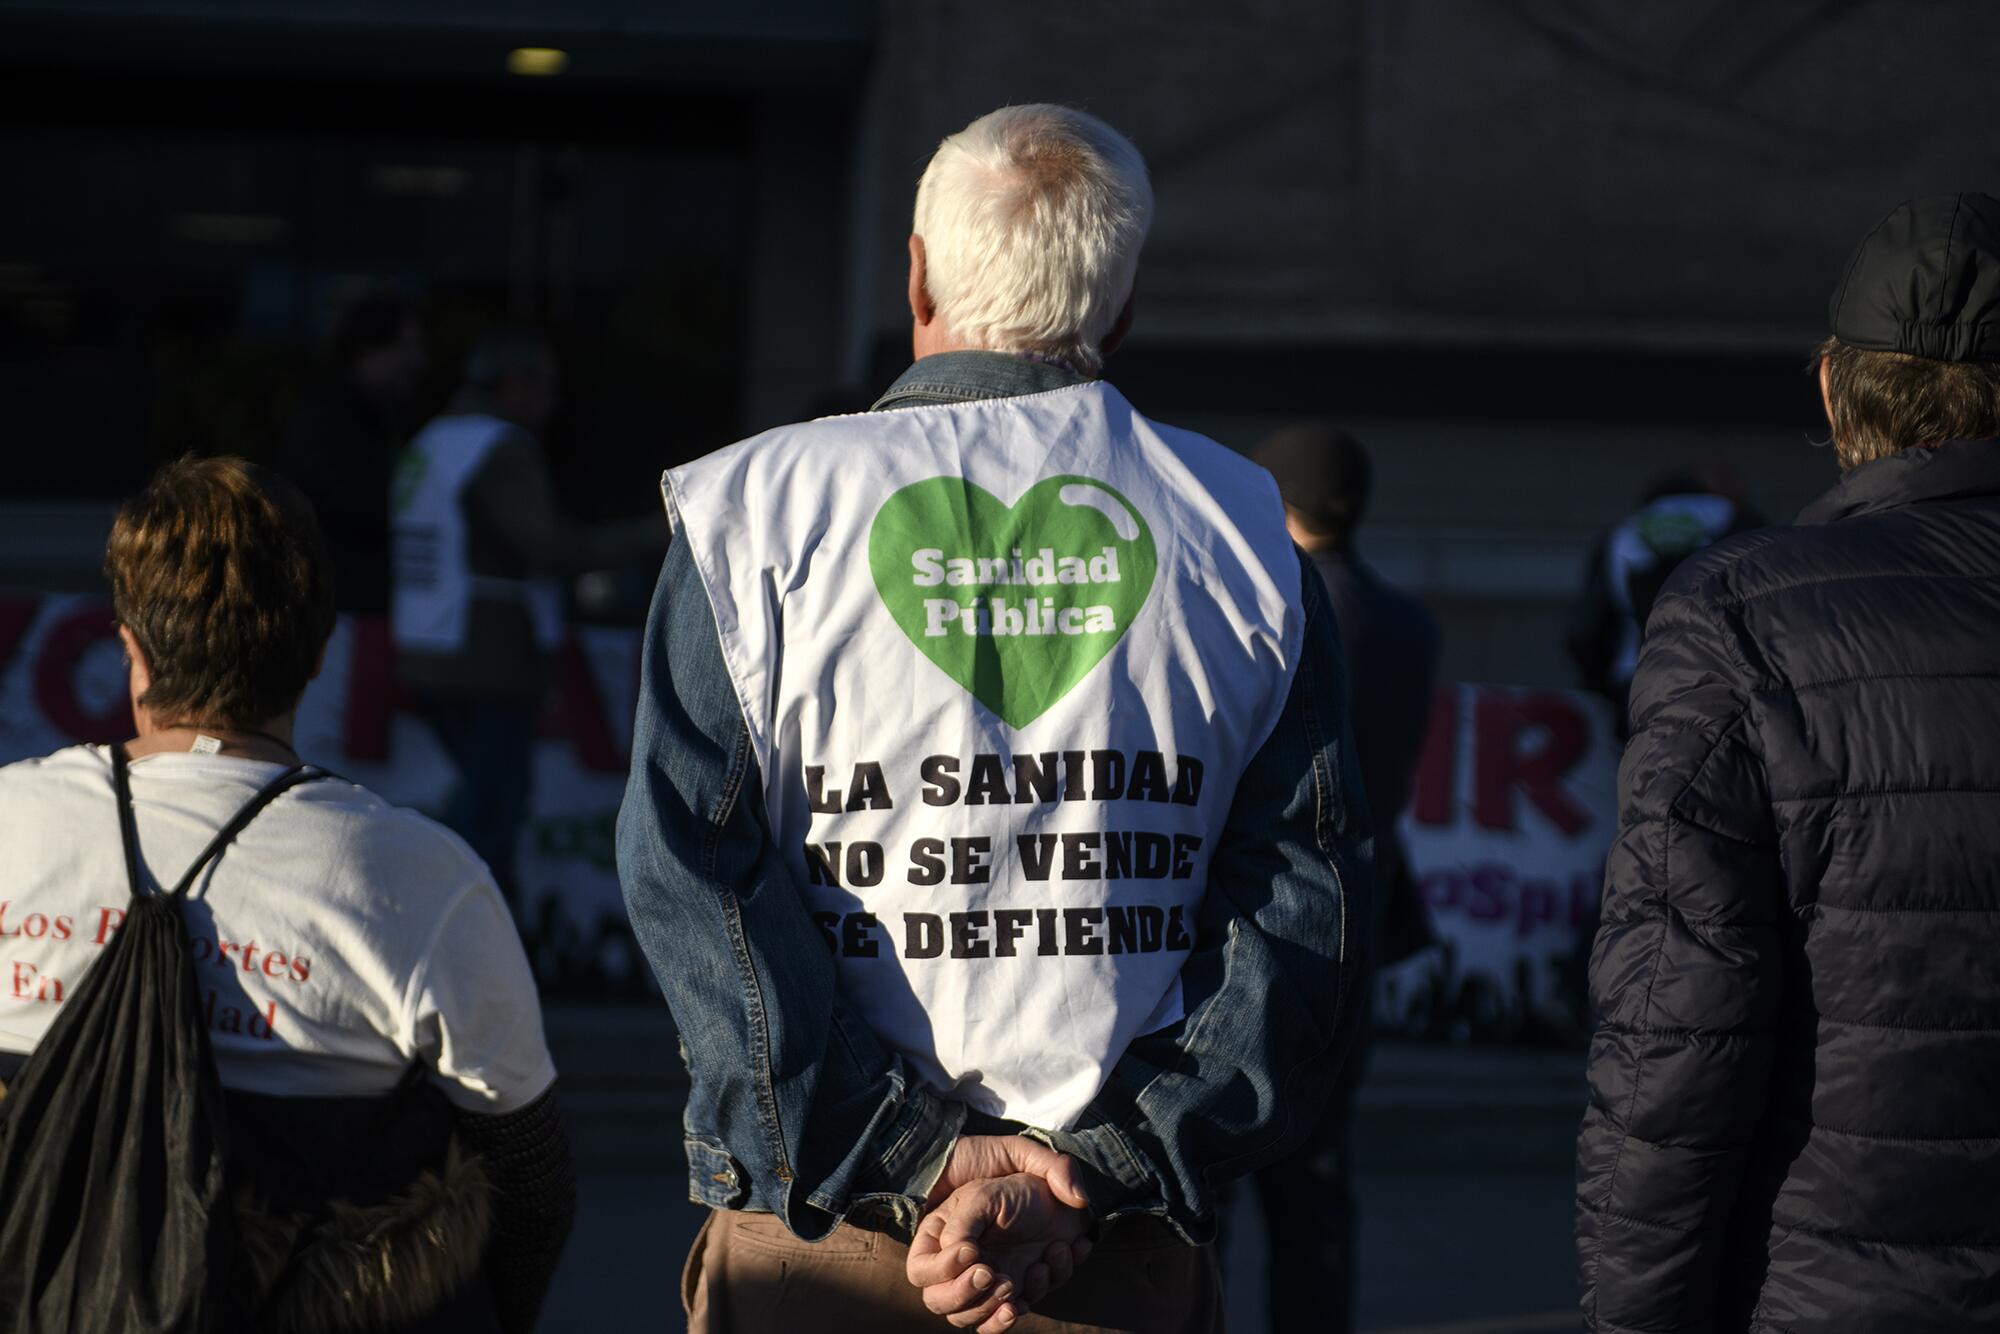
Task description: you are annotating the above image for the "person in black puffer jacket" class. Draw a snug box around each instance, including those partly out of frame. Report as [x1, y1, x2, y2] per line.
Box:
[1577, 192, 2000, 1333]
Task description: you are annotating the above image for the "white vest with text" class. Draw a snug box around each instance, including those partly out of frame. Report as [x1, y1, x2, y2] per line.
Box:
[666, 381, 1304, 1129]
[392, 413, 561, 653]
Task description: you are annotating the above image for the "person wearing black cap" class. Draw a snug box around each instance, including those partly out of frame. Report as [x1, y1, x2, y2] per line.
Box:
[1577, 193, 2000, 1333]
[1252, 423, 1439, 1334]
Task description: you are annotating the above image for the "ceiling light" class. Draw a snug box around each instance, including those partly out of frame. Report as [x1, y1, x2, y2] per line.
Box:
[507, 47, 569, 77]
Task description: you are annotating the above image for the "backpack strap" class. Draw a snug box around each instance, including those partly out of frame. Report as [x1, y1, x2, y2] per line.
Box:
[109, 744, 145, 899]
[166, 765, 328, 902]
[109, 746, 331, 902]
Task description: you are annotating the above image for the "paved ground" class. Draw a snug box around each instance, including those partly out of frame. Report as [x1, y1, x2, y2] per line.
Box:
[539, 1004, 1585, 1333]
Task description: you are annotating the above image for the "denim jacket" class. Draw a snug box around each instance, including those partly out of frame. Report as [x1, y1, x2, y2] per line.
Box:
[616, 351, 1373, 1243]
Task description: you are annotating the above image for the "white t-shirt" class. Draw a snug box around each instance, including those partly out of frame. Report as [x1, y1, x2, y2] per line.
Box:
[0, 745, 556, 1114]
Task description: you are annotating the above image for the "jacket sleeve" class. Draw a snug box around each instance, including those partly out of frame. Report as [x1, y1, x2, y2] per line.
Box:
[1576, 588, 1784, 1332]
[615, 537, 965, 1242]
[1027, 548, 1374, 1240]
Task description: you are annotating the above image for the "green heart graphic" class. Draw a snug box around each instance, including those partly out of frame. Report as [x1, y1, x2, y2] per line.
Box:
[868, 475, 1157, 728]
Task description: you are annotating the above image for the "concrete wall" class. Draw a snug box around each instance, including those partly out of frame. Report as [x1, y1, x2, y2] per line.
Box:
[847, 0, 1999, 686]
[856, 0, 2000, 352]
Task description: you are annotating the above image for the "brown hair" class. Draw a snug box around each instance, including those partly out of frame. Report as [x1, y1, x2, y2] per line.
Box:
[105, 456, 335, 728]
[1817, 336, 2000, 469]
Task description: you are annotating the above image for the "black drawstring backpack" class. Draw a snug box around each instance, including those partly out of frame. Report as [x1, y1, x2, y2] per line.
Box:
[0, 746, 323, 1334]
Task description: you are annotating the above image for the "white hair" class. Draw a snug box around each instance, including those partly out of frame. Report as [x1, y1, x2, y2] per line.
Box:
[912, 104, 1153, 375]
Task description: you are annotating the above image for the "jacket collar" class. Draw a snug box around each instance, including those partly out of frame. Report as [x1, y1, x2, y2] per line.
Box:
[1797, 438, 2000, 525]
[871, 350, 1089, 411]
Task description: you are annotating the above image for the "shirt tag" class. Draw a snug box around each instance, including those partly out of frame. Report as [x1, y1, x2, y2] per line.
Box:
[191, 734, 223, 755]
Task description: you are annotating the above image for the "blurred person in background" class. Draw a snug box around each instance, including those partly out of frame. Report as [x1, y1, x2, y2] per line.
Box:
[392, 329, 666, 905]
[0, 457, 573, 1332]
[1566, 461, 1764, 737]
[1562, 463, 1766, 1029]
[276, 288, 429, 616]
[619, 104, 1370, 1333]
[1578, 193, 2000, 1332]
[1252, 423, 1439, 1334]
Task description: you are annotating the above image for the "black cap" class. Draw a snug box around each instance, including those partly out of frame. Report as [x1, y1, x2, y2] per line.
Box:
[1829, 193, 2000, 362]
[1253, 423, 1372, 543]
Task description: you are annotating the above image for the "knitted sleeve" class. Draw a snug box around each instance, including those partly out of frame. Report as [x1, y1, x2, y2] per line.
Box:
[456, 1083, 579, 1333]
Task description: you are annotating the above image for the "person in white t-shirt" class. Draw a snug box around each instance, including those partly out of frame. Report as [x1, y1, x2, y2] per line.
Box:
[0, 456, 573, 1334]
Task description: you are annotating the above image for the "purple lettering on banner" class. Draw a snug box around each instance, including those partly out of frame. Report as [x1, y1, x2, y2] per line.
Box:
[1419, 869, 1463, 914]
[1466, 862, 1511, 923]
[1517, 878, 1558, 938]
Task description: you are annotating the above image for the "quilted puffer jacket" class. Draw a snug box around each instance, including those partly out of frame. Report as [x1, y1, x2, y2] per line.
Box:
[1577, 438, 2000, 1333]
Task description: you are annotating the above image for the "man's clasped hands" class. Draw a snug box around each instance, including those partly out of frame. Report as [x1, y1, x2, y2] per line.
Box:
[904, 1135, 1098, 1332]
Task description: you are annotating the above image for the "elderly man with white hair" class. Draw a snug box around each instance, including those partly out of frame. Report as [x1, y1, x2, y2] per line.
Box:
[618, 103, 1371, 1333]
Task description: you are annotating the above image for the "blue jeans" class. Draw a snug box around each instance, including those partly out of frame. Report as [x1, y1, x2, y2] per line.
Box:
[420, 695, 537, 904]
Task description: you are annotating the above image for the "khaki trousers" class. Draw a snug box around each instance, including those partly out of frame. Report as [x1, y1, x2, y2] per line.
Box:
[683, 1209, 1224, 1334]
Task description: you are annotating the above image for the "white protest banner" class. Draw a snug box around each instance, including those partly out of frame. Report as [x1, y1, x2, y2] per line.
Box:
[0, 594, 648, 995]
[1384, 683, 1619, 1041]
[3, 594, 1624, 1034]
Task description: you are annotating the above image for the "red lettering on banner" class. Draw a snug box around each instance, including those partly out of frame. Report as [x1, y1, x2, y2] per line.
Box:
[94, 906, 125, 944]
[1410, 688, 1457, 826]
[33, 600, 134, 743]
[1472, 692, 1590, 836]
[541, 637, 624, 774]
[341, 615, 405, 762]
